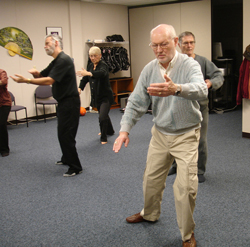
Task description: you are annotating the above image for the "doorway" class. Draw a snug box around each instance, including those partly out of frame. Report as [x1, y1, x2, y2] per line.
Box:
[211, 0, 243, 110]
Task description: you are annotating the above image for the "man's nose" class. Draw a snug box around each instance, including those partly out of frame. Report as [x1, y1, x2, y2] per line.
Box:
[156, 45, 163, 51]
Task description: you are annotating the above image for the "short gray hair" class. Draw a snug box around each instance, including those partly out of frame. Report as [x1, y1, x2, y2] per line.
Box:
[150, 24, 177, 40]
[45, 34, 63, 50]
[178, 31, 195, 44]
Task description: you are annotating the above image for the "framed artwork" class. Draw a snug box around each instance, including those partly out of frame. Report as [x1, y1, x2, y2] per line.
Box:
[46, 27, 62, 38]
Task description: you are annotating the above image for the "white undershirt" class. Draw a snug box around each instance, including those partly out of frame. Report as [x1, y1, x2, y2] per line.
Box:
[158, 51, 178, 79]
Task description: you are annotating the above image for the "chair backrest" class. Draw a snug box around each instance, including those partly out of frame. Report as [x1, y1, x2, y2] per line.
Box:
[35, 85, 53, 99]
[8, 91, 15, 105]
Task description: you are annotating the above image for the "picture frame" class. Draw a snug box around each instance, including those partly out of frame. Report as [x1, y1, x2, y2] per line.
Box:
[46, 27, 62, 38]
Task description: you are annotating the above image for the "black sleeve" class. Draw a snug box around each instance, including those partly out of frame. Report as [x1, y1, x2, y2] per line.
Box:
[79, 76, 89, 91]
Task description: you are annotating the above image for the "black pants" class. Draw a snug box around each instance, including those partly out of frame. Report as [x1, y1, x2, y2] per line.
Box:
[0, 106, 11, 154]
[57, 96, 82, 172]
[97, 100, 114, 142]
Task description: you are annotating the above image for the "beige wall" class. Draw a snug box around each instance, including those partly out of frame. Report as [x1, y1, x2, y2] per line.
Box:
[242, 0, 250, 134]
[129, 0, 211, 85]
[0, 0, 129, 121]
[3, 0, 247, 132]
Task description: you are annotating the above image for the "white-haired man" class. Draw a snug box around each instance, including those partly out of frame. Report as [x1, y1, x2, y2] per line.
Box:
[113, 24, 208, 246]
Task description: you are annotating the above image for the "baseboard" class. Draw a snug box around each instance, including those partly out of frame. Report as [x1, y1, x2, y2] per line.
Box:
[242, 132, 250, 138]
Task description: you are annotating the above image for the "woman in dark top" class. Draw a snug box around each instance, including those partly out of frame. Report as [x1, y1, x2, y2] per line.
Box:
[77, 46, 114, 144]
[0, 69, 12, 157]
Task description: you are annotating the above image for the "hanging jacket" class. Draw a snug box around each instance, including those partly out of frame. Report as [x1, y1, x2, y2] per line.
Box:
[236, 58, 250, 105]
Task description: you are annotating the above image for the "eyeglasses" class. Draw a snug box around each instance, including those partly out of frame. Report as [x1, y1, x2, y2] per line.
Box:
[182, 41, 195, 46]
[149, 42, 170, 50]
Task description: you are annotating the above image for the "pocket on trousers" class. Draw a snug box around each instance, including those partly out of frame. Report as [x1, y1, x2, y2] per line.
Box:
[188, 162, 198, 195]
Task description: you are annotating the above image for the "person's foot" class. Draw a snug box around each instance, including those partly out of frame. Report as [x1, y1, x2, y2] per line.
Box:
[101, 142, 108, 145]
[198, 174, 206, 183]
[126, 213, 145, 223]
[183, 233, 196, 247]
[55, 161, 67, 165]
[168, 166, 177, 176]
[98, 133, 101, 136]
[1, 152, 9, 157]
[63, 169, 82, 177]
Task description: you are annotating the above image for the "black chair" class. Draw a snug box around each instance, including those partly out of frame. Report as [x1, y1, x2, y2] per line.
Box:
[8, 91, 28, 127]
[34, 85, 58, 123]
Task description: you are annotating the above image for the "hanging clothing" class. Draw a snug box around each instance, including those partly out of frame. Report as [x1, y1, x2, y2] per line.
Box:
[236, 58, 250, 105]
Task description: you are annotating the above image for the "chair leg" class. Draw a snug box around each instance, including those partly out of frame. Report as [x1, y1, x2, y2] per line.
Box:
[43, 105, 46, 123]
[55, 104, 57, 117]
[15, 111, 18, 125]
[25, 108, 28, 127]
[35, 104, 38, 121]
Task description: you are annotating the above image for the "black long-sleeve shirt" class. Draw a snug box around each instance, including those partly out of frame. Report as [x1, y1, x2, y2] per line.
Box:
[79, 60, 114, 108]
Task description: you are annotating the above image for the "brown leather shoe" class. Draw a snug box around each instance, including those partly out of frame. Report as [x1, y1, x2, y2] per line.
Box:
[182, 233, 196, 247]
[126, 213, 145, 223]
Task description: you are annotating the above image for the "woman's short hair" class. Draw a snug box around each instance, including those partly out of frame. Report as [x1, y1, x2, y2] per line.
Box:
[89, 46, 101, 55]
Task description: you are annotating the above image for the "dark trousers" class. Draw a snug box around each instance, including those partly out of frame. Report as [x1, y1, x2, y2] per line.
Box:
[57, 96, 82, 172]
[0, 106, 11, 154]
[97, 100, 114, 142]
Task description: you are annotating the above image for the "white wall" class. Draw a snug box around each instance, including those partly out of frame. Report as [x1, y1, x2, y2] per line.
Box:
[129, 0, 211, 85]
[242, 99, 250, 134]
[242, 0, 250, 135]
[0, 0, 71, 120]
[0, 0, 130, 121]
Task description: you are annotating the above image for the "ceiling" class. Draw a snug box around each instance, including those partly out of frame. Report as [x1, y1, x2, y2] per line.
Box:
[79, 0, 184, 7]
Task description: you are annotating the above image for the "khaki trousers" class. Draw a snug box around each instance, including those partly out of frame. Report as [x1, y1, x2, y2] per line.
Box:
[140, 125, 200, 241]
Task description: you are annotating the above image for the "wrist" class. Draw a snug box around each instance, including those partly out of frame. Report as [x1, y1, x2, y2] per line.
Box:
[119, 131, 129, 137]
[174, 84, 181, 96]
[27, 78, 31, 84]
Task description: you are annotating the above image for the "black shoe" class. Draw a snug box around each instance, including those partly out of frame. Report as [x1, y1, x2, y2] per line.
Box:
[63, 169, 82, 177]
[168, 166, 177, 176]
[198, 174, 205, 183]
[1, 152, 9, 157]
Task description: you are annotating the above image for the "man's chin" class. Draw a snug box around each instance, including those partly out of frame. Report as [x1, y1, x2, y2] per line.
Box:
[46, 51, 53, 56]
[158, 58, 168, 64]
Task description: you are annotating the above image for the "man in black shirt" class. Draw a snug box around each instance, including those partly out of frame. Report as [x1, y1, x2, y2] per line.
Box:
[11, 34, 82, 177]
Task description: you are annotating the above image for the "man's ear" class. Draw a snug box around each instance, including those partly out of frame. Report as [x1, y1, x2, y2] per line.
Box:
[55, 40, 59, 47]
[173, 37, 179, 47]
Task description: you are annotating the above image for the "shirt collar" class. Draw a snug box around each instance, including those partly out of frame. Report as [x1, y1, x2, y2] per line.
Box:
[158, 50, 178, 77]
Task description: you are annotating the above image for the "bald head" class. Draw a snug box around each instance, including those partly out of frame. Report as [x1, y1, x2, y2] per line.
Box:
[149, 24, 178, 68]
[150, 24, 177, 41]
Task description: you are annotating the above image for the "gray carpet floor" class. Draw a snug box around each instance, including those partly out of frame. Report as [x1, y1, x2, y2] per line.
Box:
[1, 106, 249, 247]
